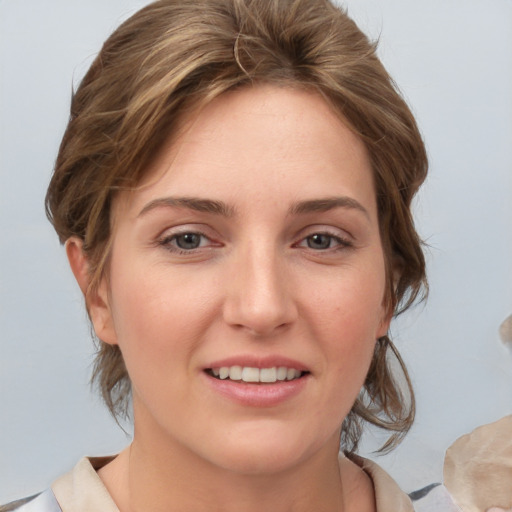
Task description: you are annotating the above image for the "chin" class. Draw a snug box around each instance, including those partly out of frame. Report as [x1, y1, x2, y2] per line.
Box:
[202, 422, 330, 476]
[215, 447, 305, 476]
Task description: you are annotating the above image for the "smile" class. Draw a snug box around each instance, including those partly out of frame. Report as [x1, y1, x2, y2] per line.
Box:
[208, 366, 306, 383]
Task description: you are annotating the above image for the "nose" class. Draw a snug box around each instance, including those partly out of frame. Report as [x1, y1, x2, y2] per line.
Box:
[222, 241, 298, 337]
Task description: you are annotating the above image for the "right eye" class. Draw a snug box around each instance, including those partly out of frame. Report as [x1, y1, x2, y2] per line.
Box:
[295, 231, 353, 252]
[173, 233, 204, 250]
[158, 231, 212, 253]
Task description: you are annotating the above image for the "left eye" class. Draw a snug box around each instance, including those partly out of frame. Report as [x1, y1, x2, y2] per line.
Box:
[174, 233, 204, 249]
[160, 232, 210, 251]
[299, 233, 350, 250]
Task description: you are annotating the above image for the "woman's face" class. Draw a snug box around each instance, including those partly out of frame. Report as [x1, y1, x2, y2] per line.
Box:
[91, 85, 390, 474]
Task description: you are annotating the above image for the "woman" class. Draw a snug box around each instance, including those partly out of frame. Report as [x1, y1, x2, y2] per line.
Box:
[3, 0, 428, 510]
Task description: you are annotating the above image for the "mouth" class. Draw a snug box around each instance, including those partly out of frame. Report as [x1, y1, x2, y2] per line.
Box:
[205, 366, 309, 383]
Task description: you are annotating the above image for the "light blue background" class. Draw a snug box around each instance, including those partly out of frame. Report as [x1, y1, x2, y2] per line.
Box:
[1, 0, 511, 502]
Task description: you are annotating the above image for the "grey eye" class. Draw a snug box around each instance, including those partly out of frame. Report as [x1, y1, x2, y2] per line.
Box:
[175, 233, 202, 250]
[306, 234, 332, 250]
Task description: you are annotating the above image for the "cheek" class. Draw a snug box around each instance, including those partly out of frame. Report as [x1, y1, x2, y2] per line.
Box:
[105, 272, 212, 416]
[313, 290, 381, 417]
[107, 266, 217, 375]
[306, 265, 387, 339]
[301, 263, 386, 398]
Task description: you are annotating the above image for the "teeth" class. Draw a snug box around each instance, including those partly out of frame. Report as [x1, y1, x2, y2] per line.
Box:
[211, 366, 304, 383]
[287, 368, 301, 380]
[242, 367, 260, 382]
[276, 366, 288, 381]
[260, 367, 276, 383]
[229, 365, 242, 380]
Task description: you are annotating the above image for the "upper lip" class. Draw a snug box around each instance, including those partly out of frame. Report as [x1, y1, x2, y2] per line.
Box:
[205, 355, 309, 372]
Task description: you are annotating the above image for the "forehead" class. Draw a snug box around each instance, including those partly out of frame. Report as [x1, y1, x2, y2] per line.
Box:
[115, 85, 376, 220]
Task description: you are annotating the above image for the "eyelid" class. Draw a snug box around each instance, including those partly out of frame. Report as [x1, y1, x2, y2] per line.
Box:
[295, 224, 353, 241]
[296, 234, 352, 249]
[293, 225, 354, 251]
[155, 224, 222, 253]
[156, 222, 217, 239]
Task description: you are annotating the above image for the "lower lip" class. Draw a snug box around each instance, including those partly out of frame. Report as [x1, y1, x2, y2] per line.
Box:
[203, 372, 309, 407]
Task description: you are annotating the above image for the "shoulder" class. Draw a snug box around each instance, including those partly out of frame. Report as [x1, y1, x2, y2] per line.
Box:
[0, 490, 61, 512]
[2, 456, 118, 512]
[51, 457, 119, 512]
[345, 453, 414, 512]
[347, 454, 462, 512]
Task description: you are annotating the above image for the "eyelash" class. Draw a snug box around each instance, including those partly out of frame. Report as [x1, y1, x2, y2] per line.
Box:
[296, 232, 353, 252]
[157, 231, 213, 255]
[157, 230, 353, 255]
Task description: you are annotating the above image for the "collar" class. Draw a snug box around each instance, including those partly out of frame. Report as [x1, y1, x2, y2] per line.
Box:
[348, 453, 414, 512]
[52, 453, 413, 512]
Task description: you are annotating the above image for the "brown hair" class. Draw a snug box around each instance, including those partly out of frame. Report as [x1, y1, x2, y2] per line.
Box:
[46, 0, 428, 453]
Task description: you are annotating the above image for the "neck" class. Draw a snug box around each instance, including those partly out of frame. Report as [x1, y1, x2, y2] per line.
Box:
[112, 444, 343, 512]
[98, 408, 374, 512]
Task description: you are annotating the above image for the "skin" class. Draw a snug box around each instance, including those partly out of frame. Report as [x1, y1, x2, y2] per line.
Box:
[68, 85, 390, 512]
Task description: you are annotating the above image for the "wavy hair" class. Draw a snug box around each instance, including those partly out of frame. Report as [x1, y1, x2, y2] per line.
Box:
[46, 0, 428, 453]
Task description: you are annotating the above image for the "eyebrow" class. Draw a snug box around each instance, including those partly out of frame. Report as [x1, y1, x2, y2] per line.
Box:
[138, 195, 369, 219]
[288, 197, 370, 219]
[138, 197, 235, 218]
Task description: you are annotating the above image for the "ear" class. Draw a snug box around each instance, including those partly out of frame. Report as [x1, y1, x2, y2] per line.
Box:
[376, 256, 402, 338]
[375, 286, 395, 340]
[377, 307, 393, 339]
[66, 237, 90, 295]
[66, 237, 118, 345]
